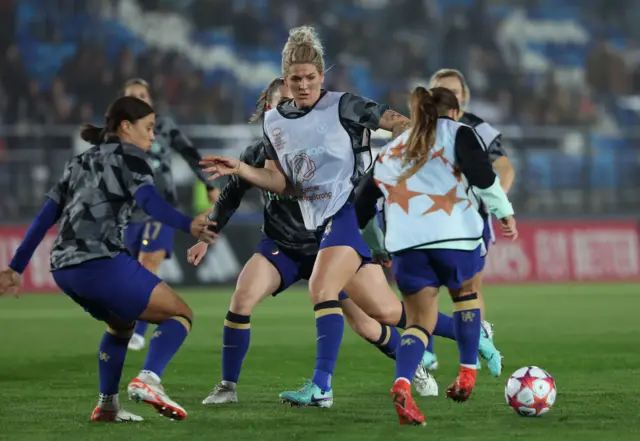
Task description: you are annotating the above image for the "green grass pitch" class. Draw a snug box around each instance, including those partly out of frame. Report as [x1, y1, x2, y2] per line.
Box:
[0, 284, 639, 441]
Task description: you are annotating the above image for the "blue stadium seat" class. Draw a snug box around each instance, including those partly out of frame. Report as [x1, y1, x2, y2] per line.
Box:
[589, 151, 617, 189]
[527, 152, 553, 190]
[552, 153, 585, 189]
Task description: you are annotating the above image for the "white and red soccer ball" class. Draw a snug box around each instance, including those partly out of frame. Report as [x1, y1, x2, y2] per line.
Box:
[505, 366, 557, 417]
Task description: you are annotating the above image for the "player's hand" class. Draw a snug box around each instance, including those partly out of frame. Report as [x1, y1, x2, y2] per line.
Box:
[200, 156, 242, 180]
[187, 241, 210, 266]
[191, 210, 217, 244]
[374, 251, 392, 269]
[0, 268, 22, 298]
[499, 216, 518, 241]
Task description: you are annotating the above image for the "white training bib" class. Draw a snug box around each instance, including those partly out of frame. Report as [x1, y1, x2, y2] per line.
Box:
[264, 92, 357, 229]
[374, 118, 485, 252]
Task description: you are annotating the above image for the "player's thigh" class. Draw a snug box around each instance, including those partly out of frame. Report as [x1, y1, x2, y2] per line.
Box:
[448, 270, 483, 299]
[310, 202, 372, 303]
[340, 297, 384, 341]
[138, 250, 166, 274]
[141, 282, 192, 324]
[401, 285, 440, 332]
[51, 253, 171, 324]
[230, 253, 283, 314]
[343, 263, 402, 325]
[309, 246, 362, 303]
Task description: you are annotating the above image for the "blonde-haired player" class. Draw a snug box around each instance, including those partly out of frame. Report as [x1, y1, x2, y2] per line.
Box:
[201, 25, 416, 407]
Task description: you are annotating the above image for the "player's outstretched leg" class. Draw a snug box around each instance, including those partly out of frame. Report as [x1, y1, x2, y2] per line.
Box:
[340, 294, 438, 397]
[278, 299, 342, 408]
[127, 283, 192, 420]
[128, 321, 149, 351]
[279, 245, 362, 408]
[202, 251, 284, 405]
[91, 320, 143, 422]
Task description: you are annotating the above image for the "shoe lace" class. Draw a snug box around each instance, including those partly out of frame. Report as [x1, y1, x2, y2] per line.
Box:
[210, 382, 230, 395]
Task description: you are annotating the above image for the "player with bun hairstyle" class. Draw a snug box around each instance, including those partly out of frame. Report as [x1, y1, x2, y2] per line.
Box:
[355, 86, 517, 425]
[200, 26, 420, 407]
[194, 77, 439, 405]
[0, 96, 217, 422]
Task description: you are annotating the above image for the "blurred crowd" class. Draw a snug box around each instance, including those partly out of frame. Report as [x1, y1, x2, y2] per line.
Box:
[0, 0, 639, 128]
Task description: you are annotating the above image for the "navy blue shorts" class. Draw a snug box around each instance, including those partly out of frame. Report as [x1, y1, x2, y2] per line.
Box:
[125, 221, 175, 259]
[318, 203, 372, 262]
[255, 236, 349, 300]
[478, 218, 492, 269]
[52, 253, 162, 323]
[392, 246, 484, 295]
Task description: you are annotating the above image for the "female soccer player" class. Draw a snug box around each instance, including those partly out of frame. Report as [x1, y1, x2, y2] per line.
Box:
[200, 26, 420, 406]
[190, 78, 438, 406]
[0, 96, 216, 422]
[426, 68, 515, 375]
[355, 86, 517, 426]
[121, 78, 219, 351]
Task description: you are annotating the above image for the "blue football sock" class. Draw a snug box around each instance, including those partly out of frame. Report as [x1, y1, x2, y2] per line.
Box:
[369, 324, 401, 360]
[434, 312, 456, 340]
[98, 326, 133, 395]
[395, 326, 430, 382]
[312, 300, 344, 391]
[396, 301, 407, 329]
[222, 311, 251, 384]
[452, 293, 482, 367]
[142, 316, 191, 378]
[133, 321, 149, 337]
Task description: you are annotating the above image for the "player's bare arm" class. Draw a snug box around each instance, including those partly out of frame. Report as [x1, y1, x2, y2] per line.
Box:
[492, 156, 515, 193]
[201, 156, 293, 195]
[378, 109, 411, 139]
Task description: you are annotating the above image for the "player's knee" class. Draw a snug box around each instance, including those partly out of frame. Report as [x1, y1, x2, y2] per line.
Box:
[368, 307, 397, 326]
[229, 287, 263, 315]
[308, 279, 337, 304]
[165, 293, 193, 322]
[144, 284, 192, 323]
[106, 317, 135, 338]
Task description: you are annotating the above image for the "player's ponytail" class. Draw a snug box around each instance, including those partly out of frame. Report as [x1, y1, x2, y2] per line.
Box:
[249, 77, 285, 123]
[80, 124, 107, 145]
[80, 96, 154, 146]
[400, 86, 460, 183]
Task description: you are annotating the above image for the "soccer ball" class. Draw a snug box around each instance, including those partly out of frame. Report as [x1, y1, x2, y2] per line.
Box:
[505, 366, 556, 417]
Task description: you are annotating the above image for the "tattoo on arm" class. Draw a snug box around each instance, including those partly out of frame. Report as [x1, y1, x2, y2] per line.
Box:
[379, 110, 411, 139]
[392, 120, 412, 139]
